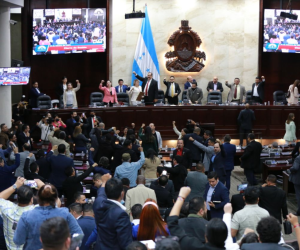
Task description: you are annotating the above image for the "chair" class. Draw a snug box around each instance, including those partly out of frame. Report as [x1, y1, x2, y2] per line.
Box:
[155, 90, 165, 104]
[37, 95, 51, 109]
[90, 92, 104, 106]
[245, 90, 252, 103]
[117, 93, 129, 105]
[207, 91, 222, 104]
[273, 91, 287, 103]
[51, 99, 59, 108]
[182, 90, 188, 103]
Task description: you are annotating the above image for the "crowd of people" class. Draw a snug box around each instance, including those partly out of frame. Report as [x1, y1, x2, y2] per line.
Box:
[1, 101, 300, 249]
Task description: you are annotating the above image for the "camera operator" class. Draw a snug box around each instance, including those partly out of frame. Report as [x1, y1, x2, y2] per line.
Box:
[37, 116, 53, 143]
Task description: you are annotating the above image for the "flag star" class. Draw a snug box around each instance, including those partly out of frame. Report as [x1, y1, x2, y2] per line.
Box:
[139, 56, 142, 60]
[146, 68, 150, 72]
[142, 52, 145, 56]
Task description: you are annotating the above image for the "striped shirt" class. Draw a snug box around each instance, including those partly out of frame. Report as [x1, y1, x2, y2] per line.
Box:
[0, 199, 34, 250]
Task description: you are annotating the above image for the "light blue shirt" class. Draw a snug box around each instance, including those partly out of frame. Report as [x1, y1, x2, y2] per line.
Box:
[114, 152, 145, 187]
[206, 182, 218, 210]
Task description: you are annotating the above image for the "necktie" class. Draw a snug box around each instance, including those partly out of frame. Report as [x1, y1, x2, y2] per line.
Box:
[145, 80, 150, 96]
[171, 83, 174, 97]
[120, 86, 122, 93]
[92, 117, 95, 128]
[234, 85, 237, 99]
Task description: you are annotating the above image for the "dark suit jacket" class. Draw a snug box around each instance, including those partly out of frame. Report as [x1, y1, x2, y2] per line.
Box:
[184, 80, 197, 90]
[78, 216, 96, 250]
[93, 187, 132, 250]
[203, 181, 229, 218]
[259, 186, 288, 223]
[237, 109, 256, 130]
[150, 179, 176, 200]
[62, 166, 94, 206]
[163, 80, 181, 97]
[206, 81, 223, 92]
[241, 140, 262, 171]
[172, 148, 192, 169]
[231, 193, 245, 214]
[183, 133, 204, 161]
[151, 184, 173, 208]
[47, 151, 74, 188]
[17, 132, 32, 151]
[135, 75, 158, 102]
[292, 142, 300, 158]
[209, 146, 227, 180]
[165, 164, 187, 192]
[66, 118, 77, 137]
[56, 83, 65, 98]
[86, 116, 102, 135]
[115, 85, 130, 93]
[0, 154, 20, 192]
[178, 215, 208, 244]
[222, 142, 236, 171]
[241, 243, 287, 250]
[29, 87, 44, 107]
[251, 81, 266, 100]
[36, 157, 51, 180]
[24, 158, 46, 182]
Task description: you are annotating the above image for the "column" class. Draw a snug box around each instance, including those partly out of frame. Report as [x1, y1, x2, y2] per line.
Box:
[0, 6, 12, 126]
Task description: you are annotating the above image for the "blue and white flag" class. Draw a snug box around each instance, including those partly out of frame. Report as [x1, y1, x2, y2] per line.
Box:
[132, 6, 160, 88]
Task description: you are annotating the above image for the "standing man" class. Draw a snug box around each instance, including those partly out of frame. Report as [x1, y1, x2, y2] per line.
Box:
[251, 76, 265, 104]
[172, 139, 192, 169]
[209, 140, 226, 184]
[163, 76, 181, 105]
[187, 82, 203, 104]
[206, 77, 223, 92]
[184, 76, 195, 90]
[0, 124, 9, 149]
[240, 133, 262, 186]
[259, 174, 288, 223]
[289, 147, 300, 215]
[149, 123, 162, 151]
[29, 82, 45, 108]
[203, 171, 229, 219]
[223, 134, 236, 191]
[133, 71, 158, 104]
[225, 78, 246, 103]
[183, 127, 204, 165]
[115, 79, 130, 93]
[238, 104, 255, 146]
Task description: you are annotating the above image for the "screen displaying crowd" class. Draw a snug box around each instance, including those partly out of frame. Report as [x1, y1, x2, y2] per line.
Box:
[263, 9, 300, 53]
[32, 8, 106, 55]
[0, 67, 31, 85]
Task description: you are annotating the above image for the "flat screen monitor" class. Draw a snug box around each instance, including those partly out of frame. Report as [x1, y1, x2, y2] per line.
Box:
[32, 8, 106, 55]
[263, 9, 300, 53]
[0, 67, 31, 86]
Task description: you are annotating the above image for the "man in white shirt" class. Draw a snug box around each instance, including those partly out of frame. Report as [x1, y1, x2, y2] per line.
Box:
[251, 76, 265, 104]
[55, 36, 67, 45]
[287, 35, 298, 45]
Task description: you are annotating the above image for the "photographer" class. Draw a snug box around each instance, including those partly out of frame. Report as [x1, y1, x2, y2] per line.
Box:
[37, 116, 53, 142]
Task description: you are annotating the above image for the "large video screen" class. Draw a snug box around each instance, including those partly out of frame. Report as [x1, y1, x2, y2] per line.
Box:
[32, 8, 106, 55]
[263, 9, 300, 53]
[0, 67, 31, 86]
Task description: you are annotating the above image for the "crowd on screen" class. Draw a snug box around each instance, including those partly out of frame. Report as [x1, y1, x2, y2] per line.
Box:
[264, 22, 300, 45]
[1, 100, 300, 250]
[33, 20, 106, 47]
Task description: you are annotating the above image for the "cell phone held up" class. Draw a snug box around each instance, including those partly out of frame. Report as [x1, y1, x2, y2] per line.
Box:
[24, 180, 38, 189]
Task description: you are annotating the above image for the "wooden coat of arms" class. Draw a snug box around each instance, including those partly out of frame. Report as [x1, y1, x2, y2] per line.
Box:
[165, 20, 206, 72]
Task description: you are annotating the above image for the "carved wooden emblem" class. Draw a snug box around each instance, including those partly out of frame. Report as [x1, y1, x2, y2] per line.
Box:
[165, 20, 206, 72]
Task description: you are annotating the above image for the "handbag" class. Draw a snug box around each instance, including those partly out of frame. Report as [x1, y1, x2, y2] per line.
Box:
[283, 220, 292, 235]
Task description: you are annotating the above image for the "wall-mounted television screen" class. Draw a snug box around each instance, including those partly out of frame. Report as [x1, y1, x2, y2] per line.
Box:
[32, 8, 106, 55]
[263, 9, 300, 53]
[0, 67, 31, 86]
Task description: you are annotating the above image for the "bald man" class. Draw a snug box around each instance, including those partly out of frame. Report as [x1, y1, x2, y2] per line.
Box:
[184, 76, 196, 90]
[125, 175, 157, 215]
[207, 76, 223, 92]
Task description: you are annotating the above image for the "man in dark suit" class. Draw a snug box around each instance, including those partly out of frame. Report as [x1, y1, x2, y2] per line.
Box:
[178, 197, 208, 244]
[292, 141, 300, 158]
[251, 76, 266, 104]
[164, 156, 187, 193]
[240, 133, 262, 186]
[65, 111, 78, 137]
[93, 175, 132, 250]
[259, 174, 288, 223]
[163, 76, 181, 105]
[186, 82, 203, 104]
[209, 140, 226, 184]
[203, 171, 229, 219]
[17, 124, 33, 151]
[46, 144, 74, 195]
[86, 111, 102, 136]
[184, 76, 196, 89]
[133, 71, 158, 104]
[231, 190, 245, 214]
[115, 79, 130, 93]
[237, 103, 255, 146]
[56, 76, 67, 99]
[78, 204, 96, 250]
[29, 82, 45, 108]
[183, 127, 204, 165]
[222, 134, 236, 190]
[150, 175, 173, 208]
[24, 158, 46, 182]
[150, 167, 176, 200]
[206, 77, 223, 92]
[172, 139, 192, 169]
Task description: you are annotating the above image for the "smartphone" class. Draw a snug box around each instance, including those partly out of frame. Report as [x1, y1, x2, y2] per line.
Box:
[82, 112, 85, 117]
[212, 201, 221, 203]
[162, 170, 167, 175]
[24, 180, 37, 189]
[237, 183, 248, 191]
[70, 234, 84, 250]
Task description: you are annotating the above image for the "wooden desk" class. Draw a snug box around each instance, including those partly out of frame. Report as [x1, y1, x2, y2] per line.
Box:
[263, 162, 292, 181]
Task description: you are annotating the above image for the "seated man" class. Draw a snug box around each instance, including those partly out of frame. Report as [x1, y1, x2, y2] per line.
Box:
[150, 175, 173, 208]
[114, 147, 145, 187]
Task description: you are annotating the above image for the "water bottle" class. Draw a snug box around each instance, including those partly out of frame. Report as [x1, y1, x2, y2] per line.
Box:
[273, 101, 275, 106]
[165, 145, 168, 152]
[86, 150, 89, 159]
[61, 195, 65, 206]
[81, 151, 84, 159]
